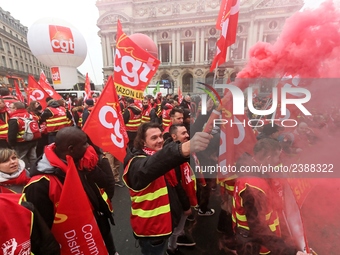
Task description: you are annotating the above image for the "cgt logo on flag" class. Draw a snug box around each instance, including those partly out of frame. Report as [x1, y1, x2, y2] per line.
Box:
[49, 25, 75, 54]
[51, 67, 61, 84]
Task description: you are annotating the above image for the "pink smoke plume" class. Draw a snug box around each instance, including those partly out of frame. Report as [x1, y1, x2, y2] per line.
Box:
[238, 0, 340, 78]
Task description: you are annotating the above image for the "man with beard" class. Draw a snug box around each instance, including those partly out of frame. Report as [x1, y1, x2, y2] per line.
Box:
[163, 107, 184, 140]
[180, 95, 191, 110]
[141, 98, 152, 124]
[166, 124, 197, 254]
[123, 97, 142, 149]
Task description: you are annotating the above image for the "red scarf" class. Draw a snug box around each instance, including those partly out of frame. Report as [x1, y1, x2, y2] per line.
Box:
[1, 170, 29, 186]
[143, 147, 178, 187]
[45, 144, 69, 172]
[44, 143, 99, 172]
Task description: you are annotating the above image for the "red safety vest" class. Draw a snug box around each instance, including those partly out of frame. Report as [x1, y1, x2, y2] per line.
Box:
[232, 177, 281, 255]
[45, 107, 71, 133]
[141, 106, 152, 123]
[125, 108, 141, 132]
[0, 193, 33, 255]
[162, 108, 172, 129]
[0, 110, 9, 140]
[9, 110, 39, 143]
[123, 155, 172, 237]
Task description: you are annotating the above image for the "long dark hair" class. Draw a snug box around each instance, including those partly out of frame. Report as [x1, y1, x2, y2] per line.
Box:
[134, 122, 162, 150]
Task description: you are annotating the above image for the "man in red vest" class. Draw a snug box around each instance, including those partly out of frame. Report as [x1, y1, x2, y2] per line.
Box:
[141, 98, 152, 124]
[123, 122, 212, 255]
[232, 138, 310, 255]
[163, 107, 184, 140]
[7, 102, 39, 169]
[123, 97, 142, 149]
[23, 127, 118, 255]
[39, 99, 73, 144]
[166, 124, 197, 254]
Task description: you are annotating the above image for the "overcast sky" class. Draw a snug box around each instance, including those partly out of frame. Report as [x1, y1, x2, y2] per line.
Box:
[0, 0, 330, 85]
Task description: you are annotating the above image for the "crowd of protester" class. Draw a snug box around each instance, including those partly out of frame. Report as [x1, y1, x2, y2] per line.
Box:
[1, 82, 335, 255]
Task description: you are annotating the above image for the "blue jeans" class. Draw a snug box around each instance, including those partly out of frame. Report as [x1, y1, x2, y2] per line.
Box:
[138, 237, 168, 255]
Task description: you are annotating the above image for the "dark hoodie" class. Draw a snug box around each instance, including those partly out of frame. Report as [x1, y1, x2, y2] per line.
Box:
[24, 145, 115, 229]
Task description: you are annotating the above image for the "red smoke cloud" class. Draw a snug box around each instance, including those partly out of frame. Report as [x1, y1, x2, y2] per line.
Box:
[238, 0, 340, 78]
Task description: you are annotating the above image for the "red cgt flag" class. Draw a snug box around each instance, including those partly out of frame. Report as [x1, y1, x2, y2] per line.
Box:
[13, 80, 25, 102]
[27, 75, 51, 109]
[210, 0, 240, 72]
[51, 156, 108, 255]
[114, 20, 160, 100]
[84, 73, 93, 101]
[83, 76, 129, 163]
[217, 91, 257, 183]
[178, 86, 183, 104]
[39, 70, 62, 100]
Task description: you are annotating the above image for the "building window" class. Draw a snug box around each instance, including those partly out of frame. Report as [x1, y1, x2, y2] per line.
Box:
[161, 43, 170, 63]
[182, 73, 193, 92]
[183, 42, 193, 62]
[9, 58, 13, 69]
[5, 42, 10, 52]
[0, 39, 3, 49]
[2, 56, 7, 67]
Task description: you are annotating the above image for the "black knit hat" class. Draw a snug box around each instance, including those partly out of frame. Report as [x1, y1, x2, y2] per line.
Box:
[85, 99, 94, 106]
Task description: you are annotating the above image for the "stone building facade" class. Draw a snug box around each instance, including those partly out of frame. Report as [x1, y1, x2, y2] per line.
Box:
[0, 7, 52, 87]
[96, 0, 303, 94]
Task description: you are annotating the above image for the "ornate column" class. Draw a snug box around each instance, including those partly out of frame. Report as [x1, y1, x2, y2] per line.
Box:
[200, 28, 205, 63]
[192, 41, 195, 63]
[259, 20, 264, 42]
[205, 39, 208, 62]
[181, 42, 184, 63]
[100, 34, 108, 67]
[195, 29, 200, 63]
[242, 38, 246, 60]
[176, 30, 181, 64]
[172, 30, 176, 63]
[106, 34, 113, 66]
[159, 44, 162, 62]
